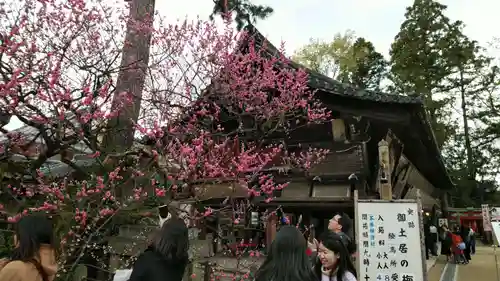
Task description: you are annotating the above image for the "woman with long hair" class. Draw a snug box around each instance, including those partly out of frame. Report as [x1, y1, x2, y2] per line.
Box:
[0, 214, 58, 281]
[255, 226, 316, 281]
[129, 218, 189, 281]
[313, 231, 357, 281]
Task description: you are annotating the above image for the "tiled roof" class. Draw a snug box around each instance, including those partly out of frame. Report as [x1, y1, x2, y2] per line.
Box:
[239, 24, 454, 190]
[242, 25, 422, 105]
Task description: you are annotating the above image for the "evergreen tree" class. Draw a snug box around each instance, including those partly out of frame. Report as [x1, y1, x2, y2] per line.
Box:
[445, 33, 498, 194]
[389, 0, 464, 147]
[210, 0, 273, 31]
[338, 38, 387, 91]
[392, 0, 500, 205]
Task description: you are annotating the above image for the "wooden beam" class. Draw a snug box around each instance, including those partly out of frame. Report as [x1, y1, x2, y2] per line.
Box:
[324, 103, 412, 125]
[378, 139, 392, 200]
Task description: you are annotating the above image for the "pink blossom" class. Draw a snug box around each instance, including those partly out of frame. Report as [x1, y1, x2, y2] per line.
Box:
[99, 208, 115, 217]
[203, 208, 213, 217]
[0, 0, 331, 268]
[155, 188, 166, 197]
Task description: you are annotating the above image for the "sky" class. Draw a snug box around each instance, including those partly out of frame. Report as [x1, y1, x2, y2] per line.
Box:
[4, 0, 499, 130]
[157, 0, 500, 57]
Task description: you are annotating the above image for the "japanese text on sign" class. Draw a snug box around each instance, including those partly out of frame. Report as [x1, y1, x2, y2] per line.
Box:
[357, 202, 424, 281]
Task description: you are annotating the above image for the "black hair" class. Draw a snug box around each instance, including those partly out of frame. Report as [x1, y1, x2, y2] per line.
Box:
[10, 214, 55, 281]
[255, 226, 316, 281]
[151, 217, 189, 264]
[336, 212, 352, 234]
[314, 231, 357, 281]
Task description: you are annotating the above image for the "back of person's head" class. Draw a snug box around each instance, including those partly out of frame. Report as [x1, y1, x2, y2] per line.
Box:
[11, 214, 54, 260]
[151, 217, 189, 264]
[255, 226, 316, 281]
[11, 214, 54, 281]
[315, 231, 357, 281]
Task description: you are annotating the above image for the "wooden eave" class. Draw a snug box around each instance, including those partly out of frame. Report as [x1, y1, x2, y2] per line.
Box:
[239, 24, 454, 192]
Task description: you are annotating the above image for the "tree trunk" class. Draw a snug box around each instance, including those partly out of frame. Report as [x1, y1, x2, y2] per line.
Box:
[459, 70, 475, 180]
[102, 0, 156, 153]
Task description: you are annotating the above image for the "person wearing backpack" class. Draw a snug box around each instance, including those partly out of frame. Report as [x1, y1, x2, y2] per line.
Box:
[0, 215, 58, 281]
[451, 232, 467, 264]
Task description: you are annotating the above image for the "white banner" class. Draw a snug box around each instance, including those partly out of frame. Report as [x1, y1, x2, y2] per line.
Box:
[356, 202, 424, 281]
[491, 221, 500, 246]
[482, 204, 492, 231]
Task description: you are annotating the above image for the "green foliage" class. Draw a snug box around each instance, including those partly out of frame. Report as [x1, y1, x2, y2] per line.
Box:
[337, 38, 388, 91]
[389, 0, 465, 147]
[388, 0, 500, 206]
[293, 31, 387, 91]
[210, 0, 273, 31]
[0, 229, 14, 259]
[293, 31, 356, 78]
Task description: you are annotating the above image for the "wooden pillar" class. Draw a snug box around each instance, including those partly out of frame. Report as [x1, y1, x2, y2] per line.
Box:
[440, 192, 449, 218]
[265, 211, 277, 248]
[378, 139, 392, 200]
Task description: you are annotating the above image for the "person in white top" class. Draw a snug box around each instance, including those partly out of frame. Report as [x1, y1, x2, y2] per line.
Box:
[468, 226, 476, 254]
[314, 232, 357, 281]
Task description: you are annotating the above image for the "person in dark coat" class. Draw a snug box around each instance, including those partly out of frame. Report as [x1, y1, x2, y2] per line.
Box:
[129, 218, 189, 281]
[460, 224, 472, 261]
[424, 222, 432, 260]
[440, 225, 452, 261]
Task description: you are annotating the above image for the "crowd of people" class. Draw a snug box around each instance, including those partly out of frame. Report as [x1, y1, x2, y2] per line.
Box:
[1, 210, 485, 281]
[439, 223, 475, 264]
[0, 212, 358, 281]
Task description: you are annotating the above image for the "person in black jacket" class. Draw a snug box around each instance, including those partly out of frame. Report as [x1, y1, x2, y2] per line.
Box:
[460, 224, 472, 261]
[255, 226, 316, 281]
[129, 218, 189, 281]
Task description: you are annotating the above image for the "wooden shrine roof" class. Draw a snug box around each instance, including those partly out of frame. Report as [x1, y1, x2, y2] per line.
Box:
[237, 24, 454, 191]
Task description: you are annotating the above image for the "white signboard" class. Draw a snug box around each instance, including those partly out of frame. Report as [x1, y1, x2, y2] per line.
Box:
[492, 221, 500, 245]
[357, 202, 424, 281]
[491, 207, 500, 221]
[438, 218, 448, 227]
[482, 204, 492, 231]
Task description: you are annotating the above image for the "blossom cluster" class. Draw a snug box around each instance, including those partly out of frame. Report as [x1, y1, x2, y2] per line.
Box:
[0, 0, 330, 279]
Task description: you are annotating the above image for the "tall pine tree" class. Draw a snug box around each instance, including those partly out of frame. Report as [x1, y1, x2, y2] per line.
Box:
[391, 0, 500, 206]
[389, 0, 464, 147]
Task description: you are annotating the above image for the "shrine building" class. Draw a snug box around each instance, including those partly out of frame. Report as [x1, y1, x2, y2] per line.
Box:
[186, 25, 455, 253]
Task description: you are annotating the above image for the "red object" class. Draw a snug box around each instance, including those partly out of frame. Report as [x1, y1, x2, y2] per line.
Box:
[453, 247, 463, 255]
[472, 221, 478, 232]
[451, 233, 462, 246]
[306, 248, 312, 256]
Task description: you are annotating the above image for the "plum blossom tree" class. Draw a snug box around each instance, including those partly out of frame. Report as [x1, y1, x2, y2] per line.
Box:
[0, 0, 329, 279]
